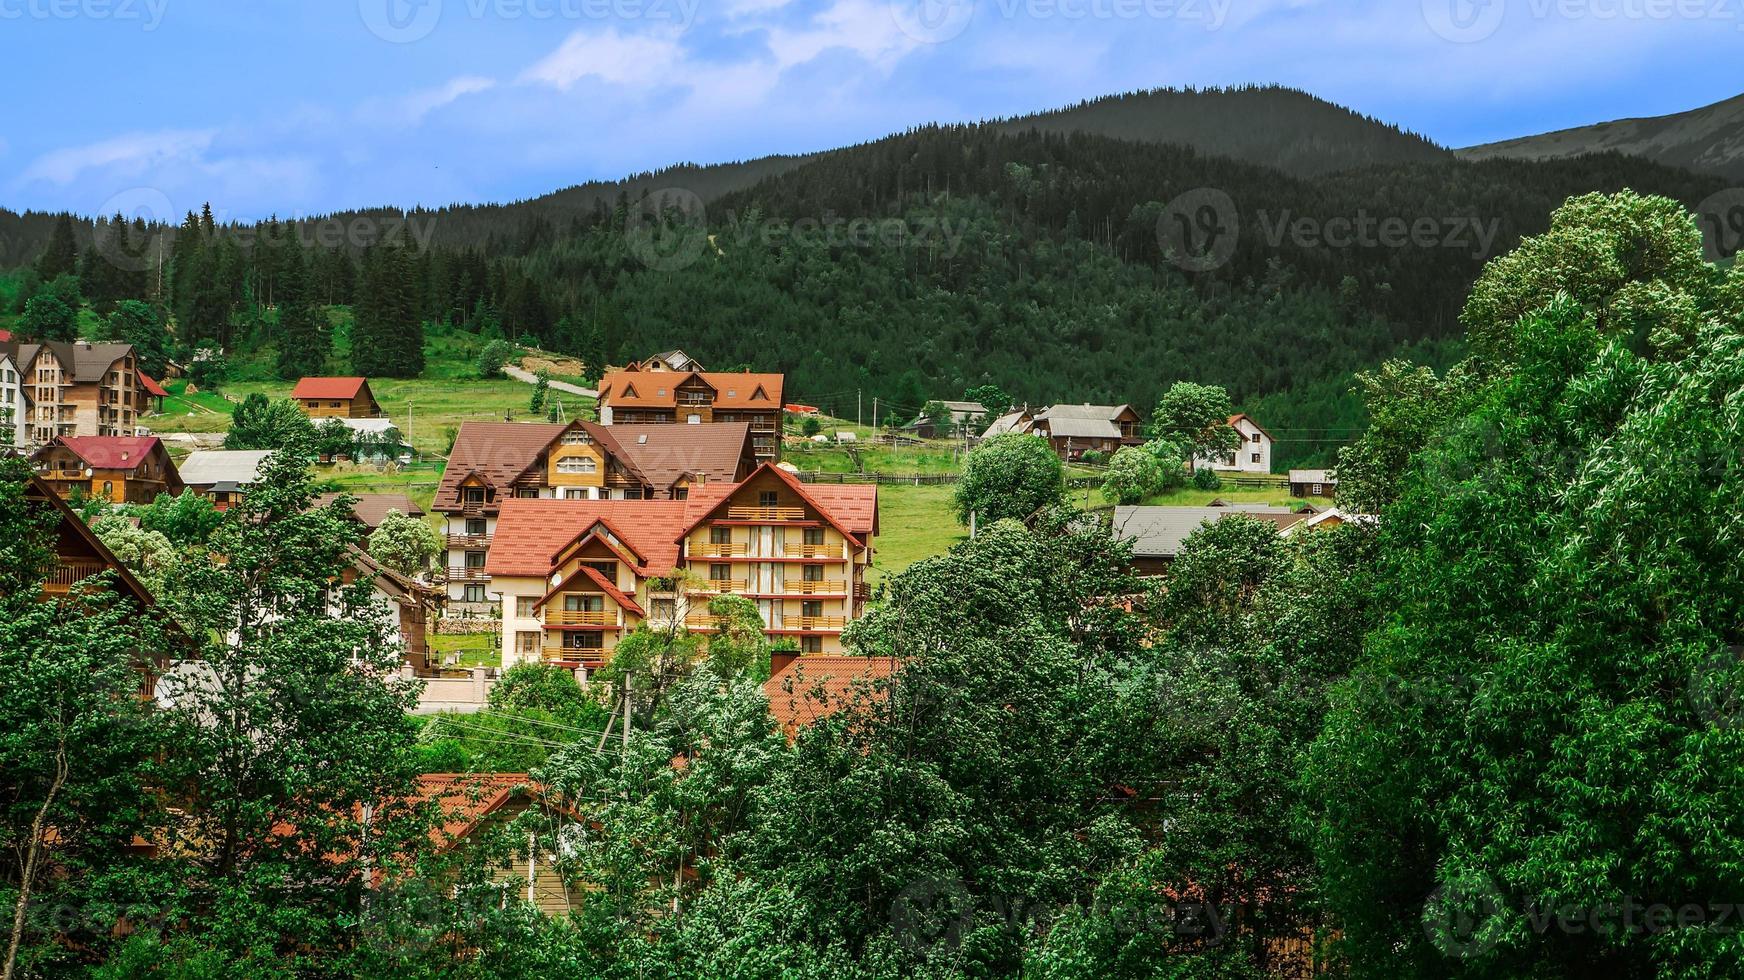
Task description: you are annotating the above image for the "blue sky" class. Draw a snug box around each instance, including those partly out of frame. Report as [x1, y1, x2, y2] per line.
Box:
[2, 0, 1737, 220]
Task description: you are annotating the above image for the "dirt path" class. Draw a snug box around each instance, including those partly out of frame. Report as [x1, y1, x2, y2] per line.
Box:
[503, 364, 596, 398]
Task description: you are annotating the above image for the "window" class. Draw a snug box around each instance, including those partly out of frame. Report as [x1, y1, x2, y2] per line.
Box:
[563, 594, 604, 612]
[102, 481, 113, 496]
[687, 414, 701, 424]
[1311, 483, 1323, 496]
[710, 526, 733, 544]
[330, 401, 342, 408]
[1251, 432, 1262, 443]
[710, 563, 731, 581]
[583, 561, 616, 580]
[515, 487, 538, 498]
[758, 490, 779, 508]
[463, 584, 486, 602]
[622, 487, 643, 500]
[465, 518, 487, 535]
[803, 564, 824, 582]
[560, 430, 592, 445]
[565, 632, 604, 651]
[1250, 453, 1261, 464]
[516, 631, 539, 654]
[673, 487, 688, 500]
[465, 551, 487, 568]
[463, 487, 486, 503]
[556, 457, 597, 474]
[650, 597, 675, 622]
[801, 636, 823, 653]
[516, 597, 537, 618]
[564, 488, 589, 500]
[803, 527, 825, 546]
[801, 601, 823, 618]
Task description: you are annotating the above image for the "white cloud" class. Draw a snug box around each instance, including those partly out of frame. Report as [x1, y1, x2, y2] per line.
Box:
[764, 0, 920, 70]
[19, 129, 217, 186]
[519, 28, 688, 90]
[403, 75, 498, 120]
[722, 0, 799, 17]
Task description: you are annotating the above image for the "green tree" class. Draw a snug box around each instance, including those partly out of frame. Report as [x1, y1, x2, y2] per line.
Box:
[1333, 359, 1470, 515]
[90, 515, 178, 594]
[314, 416, 353, 460]
[953, 433, 1064, 526]
[1100, 444, 1166, 504]
[33, 214, 78, 281]
[223, 394, 314, 450]
[134, 489, 225, 546]
[103, 300, 171, 378]
[367, 508, 442, 577]
[964, 383, 1013, 420]
[476, 339, 515, 379]
[1151, 381, 1241, 466]
[529, 370, 549, 413]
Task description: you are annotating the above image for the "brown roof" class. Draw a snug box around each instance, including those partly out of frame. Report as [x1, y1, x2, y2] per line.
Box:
[313, 493, 424, 528]
[763, 653, 900, 735]
[13, 341, 134, 383]
[591, 421, 753, 490]
[598, 370, 784, 410]
[291, 377, 370, 400]
[433, 421, 568, 511]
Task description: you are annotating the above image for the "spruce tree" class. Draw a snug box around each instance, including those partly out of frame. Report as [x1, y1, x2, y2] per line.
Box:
[34, 214, 78, 280]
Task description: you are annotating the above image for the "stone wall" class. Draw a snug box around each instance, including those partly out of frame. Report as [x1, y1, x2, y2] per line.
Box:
[434, 617, 502, 636]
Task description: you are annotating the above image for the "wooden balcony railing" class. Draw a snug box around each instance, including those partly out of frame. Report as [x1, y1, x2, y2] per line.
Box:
[43, 560, 106, 592]
[685, 615, 730, 631]
[789, 616, 847, 631]
[38, 469, 88, 482]
[542, 647, 608, 666]
[694, 542, 751, 558]
[445, 533, 491, 549]
[446, 566, 491, 582]
[545, 609, 616, 627]
[460, 499, 486, 516]
[787, 543, 834, 559]
[726, 506, 806, 521]
[689, 579, 749, 595]
[785, 580, 847, 595]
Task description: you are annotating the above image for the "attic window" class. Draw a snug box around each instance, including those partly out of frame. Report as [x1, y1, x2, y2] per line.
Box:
[637, 434, 648, 444]
[624, 384, 638, 398]
[727, 390, 737, 398]
[751, 386, 768, 401]
[657, 388, 668, 397]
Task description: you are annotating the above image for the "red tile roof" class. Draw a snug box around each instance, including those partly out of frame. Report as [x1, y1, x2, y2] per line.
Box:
[139, 373, 168, 398]
[678, 464, 878, 544]
[48, 435, 165, 472]
[291, 376, 369, 400]
[598, 370, 784, 411]
[412, 773, 544, 848]
[762, 653, 900, 734]
[535, 563, 646, 617]
[486, 498, 695, 577]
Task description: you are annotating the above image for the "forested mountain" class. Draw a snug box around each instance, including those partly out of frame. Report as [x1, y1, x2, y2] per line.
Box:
[1460, 91, 1744, 180]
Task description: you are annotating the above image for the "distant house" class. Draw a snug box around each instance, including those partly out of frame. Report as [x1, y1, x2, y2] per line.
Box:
[344, 545, 437, 672]
[762, 651, 900, 737]
[31, 435, 183, 505]
[905, 400, 988, 439]
[1112, 505, 1311, 575]
[1197, 414, 1274, 474]
[596, 368, 784, 462]
[140, 373, 168, 414]
[312, 492, 425, 536]
[1031, 404, 1144, 460]
[412, 773, 591, 916]
[1, 340, 151, 444]
[1279, 508, 1372, 537]
[632, 350, 707, 373]
[178, 449, 274, 510]
[291, 377, 380, 419]
[0, 346, 24, 446]
[980, 409, 1034, 440]
[1288, 469, 1335, 499]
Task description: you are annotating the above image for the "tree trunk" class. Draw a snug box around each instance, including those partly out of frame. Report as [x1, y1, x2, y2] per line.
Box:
[5, 742, 67, 980]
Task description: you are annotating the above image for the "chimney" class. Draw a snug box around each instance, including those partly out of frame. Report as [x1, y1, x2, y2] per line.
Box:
[770, 651, 800, 676]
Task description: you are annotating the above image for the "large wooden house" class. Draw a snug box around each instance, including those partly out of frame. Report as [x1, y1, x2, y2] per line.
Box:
[487, 463, 877, 673]
[32, 435, 182, 504]
[1029, 404, 1144, 460]
[432, 420, 757, 610]
[0, 340, 151, 445]
[596, 368, 784, 463]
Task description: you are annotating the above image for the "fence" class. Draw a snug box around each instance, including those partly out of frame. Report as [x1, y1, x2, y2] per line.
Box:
[796, 471, 960, 486]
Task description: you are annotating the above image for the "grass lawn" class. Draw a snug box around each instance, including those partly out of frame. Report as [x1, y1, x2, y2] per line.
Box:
[868, 484, 964, 587]
[430, 633, 500, 668]
[313, 460, 447, 515]
[783, 437, 972, 475]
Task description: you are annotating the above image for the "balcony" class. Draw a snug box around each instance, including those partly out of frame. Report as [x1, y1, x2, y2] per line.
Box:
[460, 498, 487, 516]
[43, 560, 106, 593]
[38, 468, 88, 482]
[446, 566, 491, 582]
[789, 616, 847, 631]
[689, 579, 749, 595]
[685, 614, 731, 631]
[785, 580, 847, 595]
[695, 542, 752, 558]
[787, 543, 834, 559]
[545, 609, 616, 627]
[446, 533, 491, 549]
[542, 647, 608, 667]
[726, 506, 806, 521]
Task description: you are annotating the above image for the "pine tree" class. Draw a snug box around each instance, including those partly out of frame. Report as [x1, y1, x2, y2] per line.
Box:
[275, 244, 328, 381]
[35, 214, 78, 280]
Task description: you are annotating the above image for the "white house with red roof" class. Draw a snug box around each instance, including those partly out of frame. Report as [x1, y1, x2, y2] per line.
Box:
[1196, 413, 1274, 474]
[486, 463, 878, 672]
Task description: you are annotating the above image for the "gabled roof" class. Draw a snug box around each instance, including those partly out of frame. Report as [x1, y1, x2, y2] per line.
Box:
[677, 463, 877, 547]
[1111, 506, 1310, 559]
[1287, 469, 1334, 484]
[139, 373, 168, 398]
[551, 517, 653, 572]
[412, 773, 567, 849]
[433, 421, 569, 511]
[534, 563, 646, 618]
[1037, 416, 1121, 439]
[26, 474, 155, 607]
[1228, 414, 1275, 442]
[981, 410, 1033, 439]
[178, 450, 273, 487]
[763, 653, 900, 735]
[291, 377, 371, 400]
[1039, 403, 1136, 421]
[487, 499, 694, 577]
[39, 435, 165, 472]
[13, 341, 134, 383]
[313, 492, 424, 528]
[598, 370, 784, 410]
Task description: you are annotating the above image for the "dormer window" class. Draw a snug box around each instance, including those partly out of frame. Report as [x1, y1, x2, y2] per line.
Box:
[561, 430, 592, 445]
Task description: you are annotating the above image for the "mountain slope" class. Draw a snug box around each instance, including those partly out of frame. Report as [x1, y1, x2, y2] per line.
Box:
[1458, 92, 1744, 180]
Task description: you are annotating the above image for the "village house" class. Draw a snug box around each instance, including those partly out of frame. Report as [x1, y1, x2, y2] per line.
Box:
[312, 492, 426, 538]
[31, 435, 183, 504]
[176, 449, 274, 510]
[0, 339, 150, 445]
[1288, 468, 1336, 499]
[596, 367, 784, 463]
[487, 463, 877, 673]
[763, 651, 900, 737]
[343, 546, 439, 673]
[904, 400, 989, 440]
[412, 773, 592, 915]
[980, 408, 1034, 440]
[630, 350, 707, 373]
[291, 376, 381, 418]
[1112, 505, 1312, 575]
[1029, 404, 1144, 460]
[0, 345, 26, 446]
[433, 420, 757, 610]
[1197, 414, 1274, 474]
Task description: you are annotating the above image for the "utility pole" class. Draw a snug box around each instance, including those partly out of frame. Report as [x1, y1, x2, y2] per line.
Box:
[857, 390, 862, 429]
[872, 397, 878, 434]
